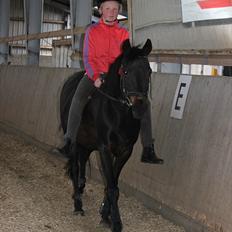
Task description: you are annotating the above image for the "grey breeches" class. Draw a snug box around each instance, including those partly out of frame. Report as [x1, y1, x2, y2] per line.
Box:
[65, 74, 95, 142]
[140, 100, 153, 147]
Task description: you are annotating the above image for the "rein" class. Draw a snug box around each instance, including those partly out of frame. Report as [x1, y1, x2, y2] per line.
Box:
[96, 88, 132, 107]
[94, 67, 134, 107]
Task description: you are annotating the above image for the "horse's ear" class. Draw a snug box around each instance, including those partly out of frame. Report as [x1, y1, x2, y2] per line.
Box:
[122, 39, 131, 53]
[142, 39, 152, 56]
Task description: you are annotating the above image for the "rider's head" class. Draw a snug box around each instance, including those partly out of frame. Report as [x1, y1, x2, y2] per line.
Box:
[98, 0, 122, 25]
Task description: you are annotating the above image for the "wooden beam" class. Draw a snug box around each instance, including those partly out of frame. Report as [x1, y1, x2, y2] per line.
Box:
[0, 27, 85, 43]
[150, 49, 232, 56]
[149, 54, 232, 66]
[10, 17, 65, 24]
[9, 43, 52, 50]
[43, 19, 65, 24]
[10, 17, 24, 21]
[2, 24, 232, 65]
[52, 38, 72, 46]
[149, 49, 232, 65]
[44, 0, 69, 12]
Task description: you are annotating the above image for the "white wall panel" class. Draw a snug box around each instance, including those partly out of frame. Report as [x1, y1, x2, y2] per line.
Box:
[132, 0, 232, 49]
[133, 0, 181, 30]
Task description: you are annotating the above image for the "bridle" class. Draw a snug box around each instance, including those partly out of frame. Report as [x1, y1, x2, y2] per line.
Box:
[119, 64, 148, 106]
[96, 82, 135, 107]
[96, 60, 149, 107]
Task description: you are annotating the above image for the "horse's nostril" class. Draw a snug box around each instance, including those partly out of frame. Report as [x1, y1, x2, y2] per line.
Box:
[129, 96, 136, 104]
[129, 96, 144, 105]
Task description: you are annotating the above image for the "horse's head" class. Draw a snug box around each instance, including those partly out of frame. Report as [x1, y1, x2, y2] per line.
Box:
[119, 39, 152, 119]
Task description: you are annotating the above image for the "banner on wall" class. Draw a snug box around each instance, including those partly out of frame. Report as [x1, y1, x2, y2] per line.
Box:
[181, 0, 232, 23]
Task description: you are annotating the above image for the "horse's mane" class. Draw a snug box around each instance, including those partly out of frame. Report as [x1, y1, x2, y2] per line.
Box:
[122, 45, 144, 62]
[100, 55, 122, 97]
[102, 43, 143, 97]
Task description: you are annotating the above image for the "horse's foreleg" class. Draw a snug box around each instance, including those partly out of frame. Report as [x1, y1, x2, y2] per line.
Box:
[99, 145, 122, 232]
[108, 187, 122, 232]
[99, 188, 111, 227]
[70, 144, 84, 215]
[113, 145, 133, 183]
[103, 145, 133, 232]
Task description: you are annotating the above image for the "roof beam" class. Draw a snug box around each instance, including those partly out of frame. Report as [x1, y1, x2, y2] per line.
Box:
[44, 0, 69, 12]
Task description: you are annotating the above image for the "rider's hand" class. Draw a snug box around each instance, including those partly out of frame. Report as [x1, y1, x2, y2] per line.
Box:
[94, 78, 102, 88]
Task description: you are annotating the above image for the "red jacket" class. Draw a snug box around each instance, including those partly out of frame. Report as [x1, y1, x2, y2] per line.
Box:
[83, 18, 129, 81]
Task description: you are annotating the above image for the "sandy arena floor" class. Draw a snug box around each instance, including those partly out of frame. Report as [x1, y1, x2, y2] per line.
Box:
[0, 130, 186, 232]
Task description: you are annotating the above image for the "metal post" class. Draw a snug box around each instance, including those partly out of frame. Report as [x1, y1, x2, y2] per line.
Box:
[0, 0, 10, 64]
[70, 0, 92, 68]
[127, 0, 134, 45]
[24, 0, 43, 65]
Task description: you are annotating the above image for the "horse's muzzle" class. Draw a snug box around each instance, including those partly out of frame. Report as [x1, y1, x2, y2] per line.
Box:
[126, 91, 147, 106]
[130, 96, 149, 119]
[129, 95, 145, 105]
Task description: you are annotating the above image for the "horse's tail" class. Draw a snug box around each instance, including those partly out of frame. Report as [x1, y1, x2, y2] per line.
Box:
[60, 71, 85, 133]
[64, 146, 92, 185]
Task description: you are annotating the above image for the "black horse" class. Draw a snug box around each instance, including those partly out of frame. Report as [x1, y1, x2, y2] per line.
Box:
[60, 39, 152, 232]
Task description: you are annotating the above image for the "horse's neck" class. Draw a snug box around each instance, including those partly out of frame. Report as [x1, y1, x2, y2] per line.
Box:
[103, 57, 122, 98]
[103, 74, 120, 97]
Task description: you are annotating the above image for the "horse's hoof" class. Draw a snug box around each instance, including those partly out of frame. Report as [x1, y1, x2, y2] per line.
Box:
[100, 217, 111, 228]
[111, 222, 122, 232]
[73, 209, 85, 216]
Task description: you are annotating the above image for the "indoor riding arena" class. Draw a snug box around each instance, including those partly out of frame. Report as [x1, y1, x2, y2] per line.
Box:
[1, 1, 232, 232]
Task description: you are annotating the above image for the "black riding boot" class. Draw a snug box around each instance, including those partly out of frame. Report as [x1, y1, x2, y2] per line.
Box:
[141, 144, 164, 164]
[58, 137, 71, 158]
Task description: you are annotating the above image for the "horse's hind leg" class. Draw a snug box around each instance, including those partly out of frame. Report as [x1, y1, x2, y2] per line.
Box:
[68, 144, 84, 215]
[78, 147, 91, 194]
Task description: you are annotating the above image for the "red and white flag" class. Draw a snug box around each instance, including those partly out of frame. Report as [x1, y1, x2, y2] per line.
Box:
[181, 0, 232, 22]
